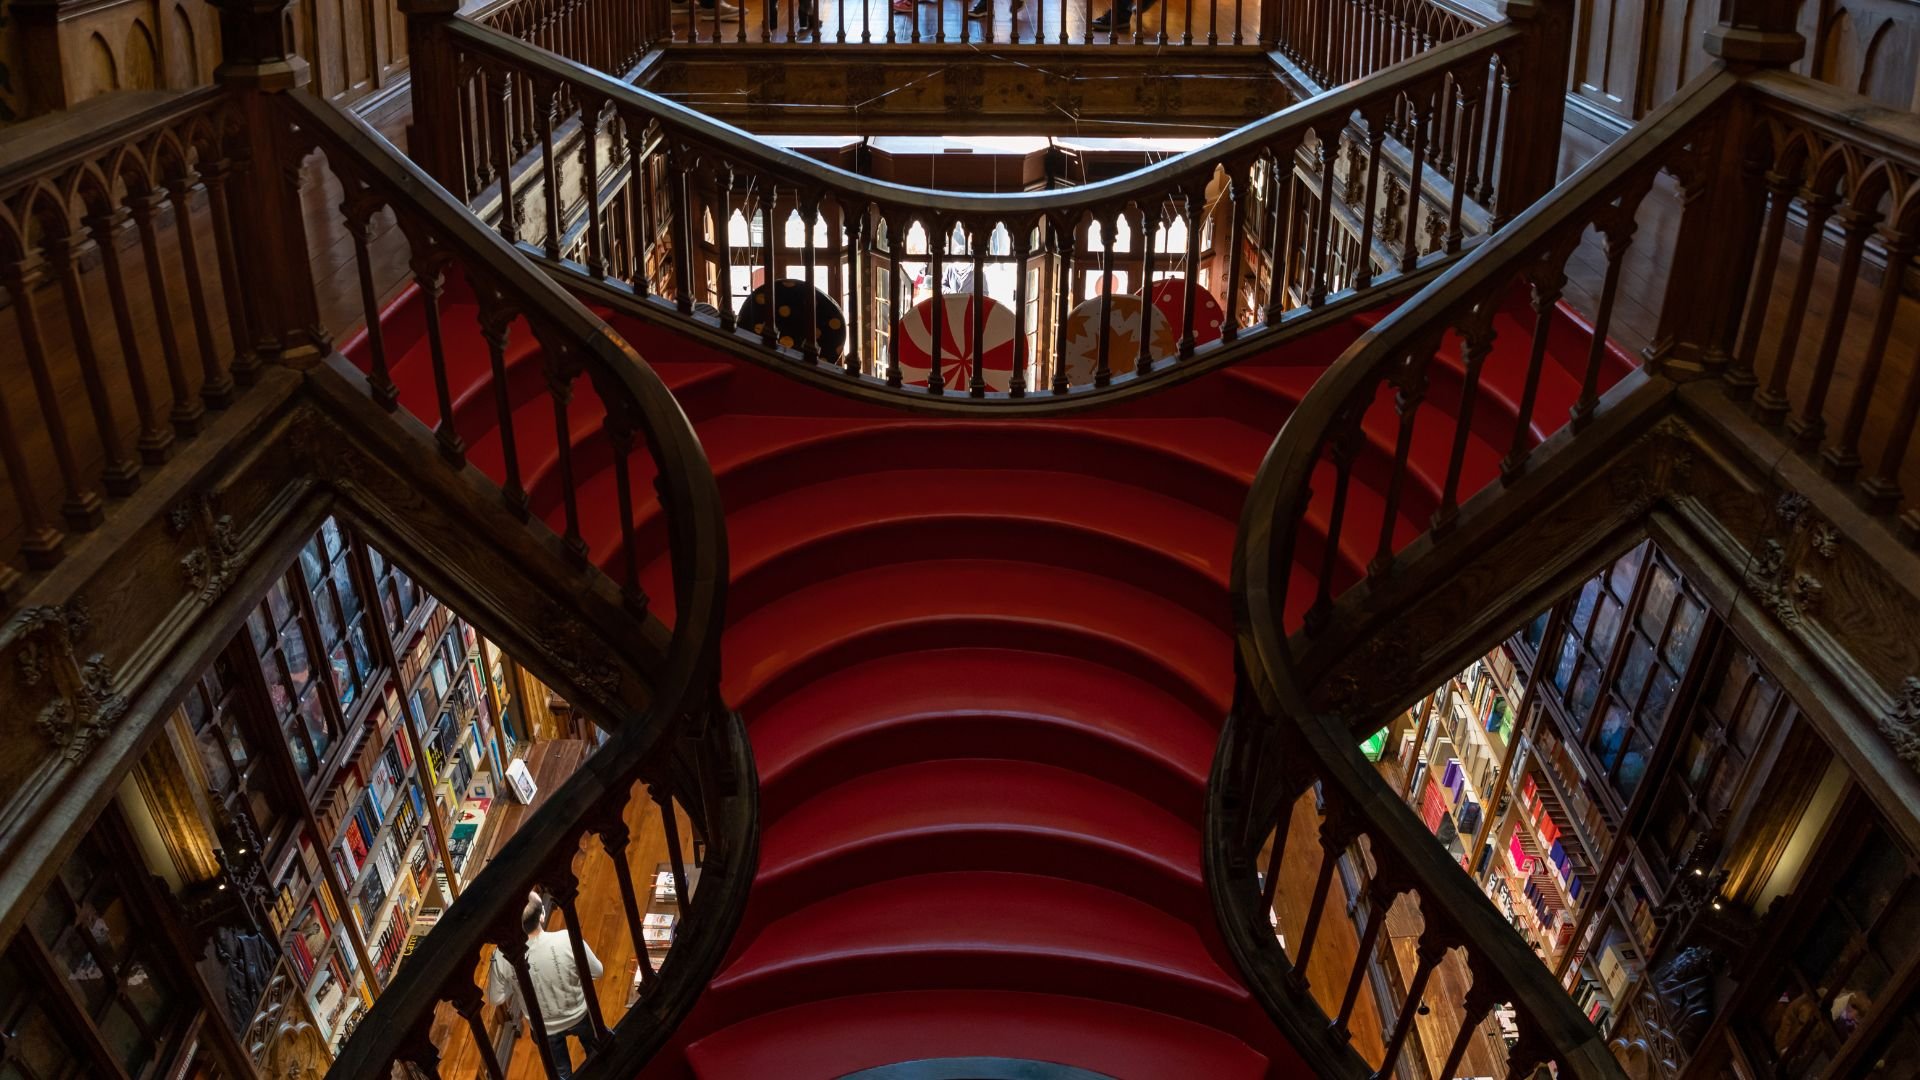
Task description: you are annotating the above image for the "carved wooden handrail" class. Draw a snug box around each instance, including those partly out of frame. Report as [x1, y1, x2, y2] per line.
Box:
[411, 16, 1547, 407]
[273, 93, 747, 1080]
[1210, 68, 1744, 1080]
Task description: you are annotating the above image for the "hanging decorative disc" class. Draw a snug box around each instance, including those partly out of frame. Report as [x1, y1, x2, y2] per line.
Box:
[1143, 275, 1227, 349]
[738, 279, 847, 361]
[895, 292, 1017, 392]
[1059, 294, 1175, 386]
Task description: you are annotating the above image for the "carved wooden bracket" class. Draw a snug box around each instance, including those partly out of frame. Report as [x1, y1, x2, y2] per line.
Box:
[1740, 492, 1839, 629]
[12, 599, 127, 764]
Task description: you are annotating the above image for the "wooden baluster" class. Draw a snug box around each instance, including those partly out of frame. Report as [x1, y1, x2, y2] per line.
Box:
[1791, 202, 1878, 449]
[1333, 878, 1397, 1036]
[1444, 81, 1476, 253]
[166, 170, 234, 408]
[480, 307, 530, 516]
[802, 194, 822, 363]
[545, 866, 611, 1043]
[84, 205, 170, 463]
[449, 979, 507, 1080]
[341, 186, 400, 411]
[1267, 150, 1292, 326]
[1572, 196, 1643, 430]
[971, 223, 989, 395]
[410, 249, 467, 466]
[1306, 410, 1362, 632]
[761, 189, 781, 348]
[497, 924, 565, 1080]
[1223, 173, 1246, 343]
[1290, 813, 1356, 978]
[1502, 257, 1568, 481]
[715, 167, 738, 330]
[1010, 220, 1031, 395]
[581, 97, 608, 278]
[1433, 311, 1494, 537]
[44, 228, 138, 495]
[198, 155, 258, 385]
[846, 210, 867, 375]
[1399, 94, 1429, 274]
[630, 127, 654, 293]
[888, 214, 906, 386]
[837, 0, 847, 42]
[607, 394, 644, 609]
[543, 345, 589, 560]
[1180, 185, 1204, 355]
[929, 218, 947, 393]
[126, 191, 202, 435]
[1437, 982, 1501, 1080]
[863, 0, 871, 43]
[1, 253, 102, 530]
[1352, 120, 1385, 290]
[1478, 58, 1505, 203]
[1862, 333, 1920, 515]
[595, 808, 657, 990]
[396, 1007, 446, 1079]
[1232, 0, 1242, 44]
[1208, 0, 1218, 45]
[1831, 229, 1914, 483]
[668, 142, 696, 315]
[1369, 342, 1432, 577]
[1309, 125, 1338, 306]
[1181, 0, 1194, 45]
[1137, 202, 1157, 374]
[1053, 217, 1074, 393]
[1376, 936, 1450, 1078]
[536, 82, 564, 260]
[655, 788, 692, 917]
[0, 370, 63, 567]
[1096, 212, 1116, 386]
[1727, 170, 1799, 396]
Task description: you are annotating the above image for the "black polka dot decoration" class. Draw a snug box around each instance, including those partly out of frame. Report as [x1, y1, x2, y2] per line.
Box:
[736, 279, 847, 362]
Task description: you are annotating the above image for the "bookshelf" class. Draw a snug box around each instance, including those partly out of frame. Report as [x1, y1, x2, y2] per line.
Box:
[201, 515, 547, 1064]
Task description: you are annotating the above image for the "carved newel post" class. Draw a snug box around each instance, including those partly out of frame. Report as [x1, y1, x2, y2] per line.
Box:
[402, 0, 469, 195]
[209, 0, 328, 368]
[1489, 0, 1574, 228]
[1644, 0, 1806, 380]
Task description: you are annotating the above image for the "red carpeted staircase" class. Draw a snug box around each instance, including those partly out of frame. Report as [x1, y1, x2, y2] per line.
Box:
[342, 275, 1632, 1080]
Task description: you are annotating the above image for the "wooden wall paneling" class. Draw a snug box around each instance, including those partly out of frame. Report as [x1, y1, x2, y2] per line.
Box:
[1570, 0, 1647, 121]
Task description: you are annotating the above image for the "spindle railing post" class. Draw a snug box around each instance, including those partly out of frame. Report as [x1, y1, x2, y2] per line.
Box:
[1646, 109, 1760, 381]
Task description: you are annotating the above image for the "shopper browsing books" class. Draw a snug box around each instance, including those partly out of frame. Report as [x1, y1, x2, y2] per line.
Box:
[486, 893, 605, 1079]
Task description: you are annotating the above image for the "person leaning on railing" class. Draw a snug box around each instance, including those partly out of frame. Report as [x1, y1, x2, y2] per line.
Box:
[487, 892, 606, 1080]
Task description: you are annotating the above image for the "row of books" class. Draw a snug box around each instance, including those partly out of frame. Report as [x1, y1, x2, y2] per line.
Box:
[330, 743, 414, 890]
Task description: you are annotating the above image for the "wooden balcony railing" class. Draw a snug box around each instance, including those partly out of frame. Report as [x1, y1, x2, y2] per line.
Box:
[1275, 0, 1490, 90]
[396, 7, 1574, 409]
[0, 88, 262, 604]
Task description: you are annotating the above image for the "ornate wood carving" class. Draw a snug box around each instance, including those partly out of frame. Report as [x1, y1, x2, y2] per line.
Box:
[1740, 492, 1840, 628]
[1878, 676, 1920, 773]
[13, 599, 126, 763]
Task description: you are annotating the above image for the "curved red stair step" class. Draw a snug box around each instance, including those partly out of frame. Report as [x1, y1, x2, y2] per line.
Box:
[749, 648, 1215, 821]
[751, 758, 1204, 931]
[704, 871, 1256, 1035]
[719, 559, 1234, 719]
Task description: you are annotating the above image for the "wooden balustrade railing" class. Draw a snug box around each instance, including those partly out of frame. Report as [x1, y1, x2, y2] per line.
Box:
[1727, 73, 1920, 544]
[636, 0, 1480, 49]
[1215, 42, 1920, 1078]
[274, 90, 748, 1080]
[0, 88, 260, 605]
[401, 13, 1570, 408]
[1207, 663, 1622, 1078]
[1275, 0, 1488, 90]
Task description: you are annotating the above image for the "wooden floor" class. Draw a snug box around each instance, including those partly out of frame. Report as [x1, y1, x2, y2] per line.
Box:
[659, 0, 1264, 47]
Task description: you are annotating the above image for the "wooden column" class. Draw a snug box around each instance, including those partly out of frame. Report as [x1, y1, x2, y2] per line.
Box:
[1489, 0, 1573, 228]
[209, 0, 327, 368]
[1703, 0, 1805, 66]
[401, 0, 469, 194]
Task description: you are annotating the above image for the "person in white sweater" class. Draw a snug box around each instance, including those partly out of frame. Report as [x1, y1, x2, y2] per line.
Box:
[487, 892, 604, 1079]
